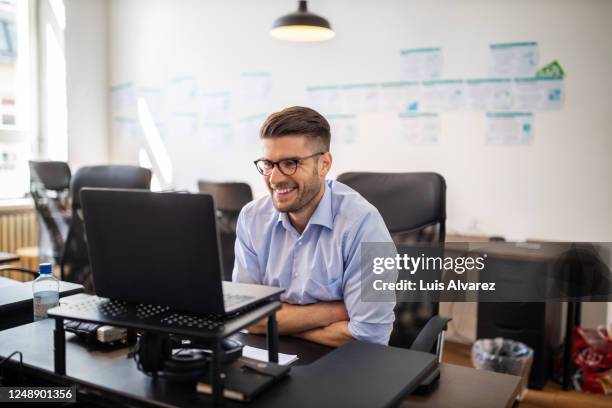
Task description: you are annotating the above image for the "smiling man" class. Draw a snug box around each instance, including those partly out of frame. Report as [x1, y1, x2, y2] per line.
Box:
[232, 106, 395, 347]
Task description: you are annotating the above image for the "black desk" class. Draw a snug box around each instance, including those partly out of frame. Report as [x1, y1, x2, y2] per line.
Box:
[0, 281, 83, 330]
[0, 320, 441, 407]
[0, 320, 520, 407]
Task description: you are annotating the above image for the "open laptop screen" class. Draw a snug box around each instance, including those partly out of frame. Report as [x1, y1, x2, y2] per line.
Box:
[80, 189, 225, 314]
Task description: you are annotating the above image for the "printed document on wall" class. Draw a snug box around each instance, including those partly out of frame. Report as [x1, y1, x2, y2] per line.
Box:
[489, 42, 539, 77]
[200, 92, 232, 124]
[306, 85, 343, 114]
[111, 83, 137, 119]
[397, 113, 440, 144]
[486, 112, 533, 145]
[466, 79, 514, 111]
[513, 77, 564, 111]
[341, 84, 379, 113]
[167, 77, 198, 113]
[379, 82, 421, 112]
[399, 47, 443, 81]
[328, 114, 358, 145]
[420, 80, 466, 111]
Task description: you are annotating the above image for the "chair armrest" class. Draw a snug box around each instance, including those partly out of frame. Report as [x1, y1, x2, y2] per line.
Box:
[0, 266, 38, 278]
[410, 315, 452, 355]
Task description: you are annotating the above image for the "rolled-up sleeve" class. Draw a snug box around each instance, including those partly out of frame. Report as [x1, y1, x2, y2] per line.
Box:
[232, 206, 262, 284]
[342, 210, 396, 345]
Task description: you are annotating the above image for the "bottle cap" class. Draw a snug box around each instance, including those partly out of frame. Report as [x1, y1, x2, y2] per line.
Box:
[39, 263, 52, 275]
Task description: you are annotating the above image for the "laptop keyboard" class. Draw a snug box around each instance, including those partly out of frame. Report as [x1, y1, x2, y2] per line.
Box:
[224, 293, 256, 309]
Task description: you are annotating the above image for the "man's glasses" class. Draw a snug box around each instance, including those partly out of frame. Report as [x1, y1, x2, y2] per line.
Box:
[254, 152, 326, 176]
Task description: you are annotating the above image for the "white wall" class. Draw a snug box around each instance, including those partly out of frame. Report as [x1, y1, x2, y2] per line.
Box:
[107, 0, 612, 242]
[65, 0, 109, 169]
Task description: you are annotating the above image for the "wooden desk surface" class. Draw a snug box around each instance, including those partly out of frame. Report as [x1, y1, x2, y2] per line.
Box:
[404, 363, 521, 408]
[0, 252, 19, 264]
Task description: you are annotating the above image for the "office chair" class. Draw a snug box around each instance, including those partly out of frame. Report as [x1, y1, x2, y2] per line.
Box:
[61, 165, 152, 292]
[197, 181, 254, 281]
[336, 172, 447, 350]
[28, 161, 72, 265]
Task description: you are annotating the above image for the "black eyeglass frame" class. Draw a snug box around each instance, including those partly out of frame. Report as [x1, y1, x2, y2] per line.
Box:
[253, 152, 327, 176]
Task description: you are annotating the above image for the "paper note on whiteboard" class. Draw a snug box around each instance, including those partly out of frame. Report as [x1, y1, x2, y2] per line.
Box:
[306, 85, 343, 114]
[341, 84, 379, 114]
[328, 114, 358, 144]
[200, 92, 232, 124]
[420, 80, 466, 111]
[111, 83, 137, 119]
[167, 76, 198, 113]
[237, 114, 266, 146]
[466, 78, 514, 111]
[489, 42, 539, 77]
[399, 47, 443, 81]
[486, 112, 533, 145]
[379, 81, 421, 112]
[513, 77, 564, 111]
[397, 112, 440, 144]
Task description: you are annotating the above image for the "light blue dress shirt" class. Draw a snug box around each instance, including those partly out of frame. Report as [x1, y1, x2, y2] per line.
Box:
[232, 179, 396, 345]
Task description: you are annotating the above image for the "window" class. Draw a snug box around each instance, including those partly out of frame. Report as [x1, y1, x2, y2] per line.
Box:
[0, 0, 36, 199]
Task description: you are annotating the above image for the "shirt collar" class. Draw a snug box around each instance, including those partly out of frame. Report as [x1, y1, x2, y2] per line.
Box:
[276, 182, 333, 231]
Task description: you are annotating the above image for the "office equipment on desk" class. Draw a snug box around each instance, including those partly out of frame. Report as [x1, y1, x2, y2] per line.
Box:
[337, 171, 447, 349]
[0, 280, 83, 330]
[49, 189, 283, 404]
[79, 189, 281, 314]
[28, 160, 72, 265]
[198, 180, 253, 281]
[62, 165, 152, 292]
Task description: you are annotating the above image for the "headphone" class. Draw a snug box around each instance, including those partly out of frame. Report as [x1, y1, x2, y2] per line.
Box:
[134, 332, 243, 382]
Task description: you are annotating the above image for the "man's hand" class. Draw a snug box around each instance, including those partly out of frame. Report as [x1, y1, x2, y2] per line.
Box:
[247, 301, 349, 335]
[294, 320, 353, 348]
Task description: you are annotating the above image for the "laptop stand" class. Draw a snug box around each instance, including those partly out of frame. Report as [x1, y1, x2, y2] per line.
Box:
[48, 294, 281, 406]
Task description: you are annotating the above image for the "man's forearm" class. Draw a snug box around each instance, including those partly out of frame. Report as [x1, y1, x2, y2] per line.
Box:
[248, 301, 348, 335]
[294, 320, 353, 348]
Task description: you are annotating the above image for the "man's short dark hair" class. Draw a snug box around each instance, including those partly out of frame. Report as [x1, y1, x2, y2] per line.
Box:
[259, 106, 331, 151]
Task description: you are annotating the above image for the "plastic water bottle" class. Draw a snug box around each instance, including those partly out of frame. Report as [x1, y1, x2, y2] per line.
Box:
[32, 263, 59, 321]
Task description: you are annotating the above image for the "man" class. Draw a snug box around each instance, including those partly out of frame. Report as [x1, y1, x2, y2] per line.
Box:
[233, 106, 395, 347]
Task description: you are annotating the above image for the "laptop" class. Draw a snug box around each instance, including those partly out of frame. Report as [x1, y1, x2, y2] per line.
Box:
[79, 188, 283, 315]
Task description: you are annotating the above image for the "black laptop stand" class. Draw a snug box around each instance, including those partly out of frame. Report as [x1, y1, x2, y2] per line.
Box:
[48, 294, 281, 406]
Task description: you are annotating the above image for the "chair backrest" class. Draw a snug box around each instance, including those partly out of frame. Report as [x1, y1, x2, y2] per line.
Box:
[71, 165, 153, 210]
[197, 181, 254, 212]
[197, 181, 254, 281]
[337, 172, 447, 349]
[29, 161, 71, 191]
[61, 165, 152, 291]
[28, 161, 72, 264]
[336, 172, 446, 243]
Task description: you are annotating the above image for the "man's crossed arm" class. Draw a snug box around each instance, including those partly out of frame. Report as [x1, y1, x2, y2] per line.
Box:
[247, 301, 354, 347]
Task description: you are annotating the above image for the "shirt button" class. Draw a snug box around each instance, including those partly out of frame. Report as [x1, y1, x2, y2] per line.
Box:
[294, 271, 299, 277]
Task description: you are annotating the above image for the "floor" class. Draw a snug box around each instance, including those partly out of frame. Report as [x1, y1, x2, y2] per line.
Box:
[442, 341, 611, 408]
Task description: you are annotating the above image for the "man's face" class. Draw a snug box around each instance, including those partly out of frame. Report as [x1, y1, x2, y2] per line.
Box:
[261, 135, 328, 213]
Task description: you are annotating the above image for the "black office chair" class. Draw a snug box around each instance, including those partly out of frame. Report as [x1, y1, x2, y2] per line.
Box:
[197, 181, 254, 281]
[28, 161, 72, 265]
[61, 165, 152, 292]
[336, 172, 447, 350]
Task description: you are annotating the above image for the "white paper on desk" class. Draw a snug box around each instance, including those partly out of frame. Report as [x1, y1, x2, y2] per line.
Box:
[242, 346, 298, 366]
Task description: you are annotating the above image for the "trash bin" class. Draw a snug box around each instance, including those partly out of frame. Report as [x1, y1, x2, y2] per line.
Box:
[471, 338, 534, 400]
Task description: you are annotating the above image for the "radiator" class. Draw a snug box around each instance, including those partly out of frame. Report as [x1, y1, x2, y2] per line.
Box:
[0, 202, 38, 254]
[0, 202, 39, 281]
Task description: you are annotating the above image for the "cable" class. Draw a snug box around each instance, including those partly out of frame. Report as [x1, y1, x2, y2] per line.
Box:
[0, 351, 23, 385]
